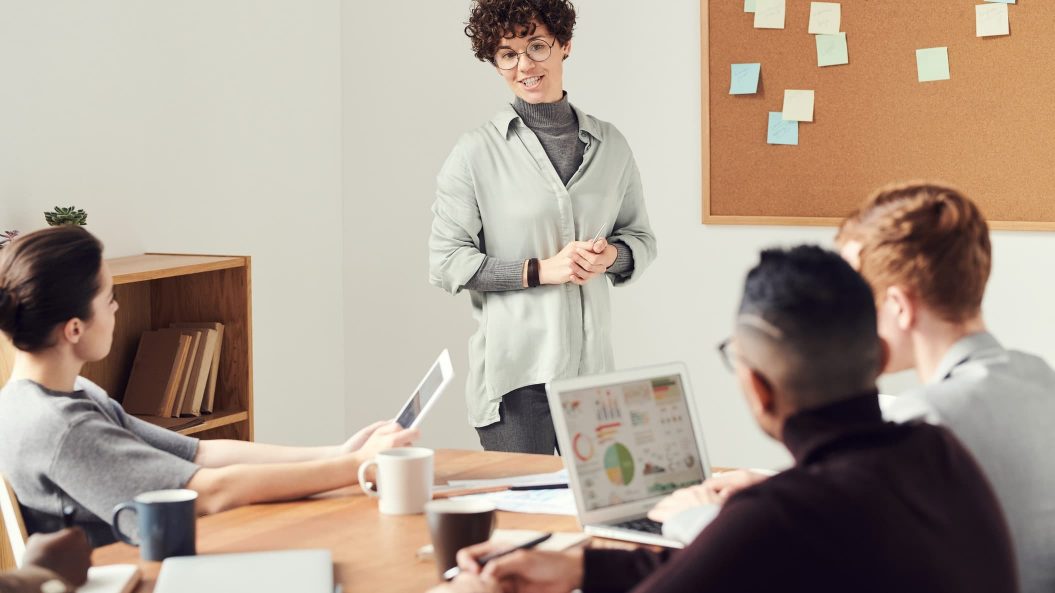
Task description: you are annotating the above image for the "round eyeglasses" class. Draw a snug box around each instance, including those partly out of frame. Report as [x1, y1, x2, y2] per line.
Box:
[494, 37, 557, 70]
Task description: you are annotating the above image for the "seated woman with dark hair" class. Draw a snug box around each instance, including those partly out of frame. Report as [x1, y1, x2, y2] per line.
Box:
[0, 226, 417, 546]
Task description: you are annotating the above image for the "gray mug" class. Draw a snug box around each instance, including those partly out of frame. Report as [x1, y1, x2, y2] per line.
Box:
[425, 499, 496, 580]
[111, 489, 197, 561]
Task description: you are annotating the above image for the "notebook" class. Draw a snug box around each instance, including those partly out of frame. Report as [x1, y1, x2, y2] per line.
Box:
[78, 564, 140, 593]
[154, 549, 333, 593]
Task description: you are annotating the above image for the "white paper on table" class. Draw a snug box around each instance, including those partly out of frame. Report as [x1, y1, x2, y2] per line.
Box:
[490, 529, 590, 550]
[449, 488, 577, 516]
[445, 469, 568, 490]
[415, 529, 589, 561]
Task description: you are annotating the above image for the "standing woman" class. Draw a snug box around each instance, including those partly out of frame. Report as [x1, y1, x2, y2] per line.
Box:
[429, 0, 657, 453]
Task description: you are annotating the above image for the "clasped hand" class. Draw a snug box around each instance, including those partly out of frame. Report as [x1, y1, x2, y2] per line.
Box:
[540, 239, 617, 286]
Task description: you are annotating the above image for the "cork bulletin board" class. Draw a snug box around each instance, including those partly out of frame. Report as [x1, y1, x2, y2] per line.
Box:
[701, 0, 1055, 230]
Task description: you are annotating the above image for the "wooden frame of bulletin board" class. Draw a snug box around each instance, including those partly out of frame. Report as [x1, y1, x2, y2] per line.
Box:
[701, 0, 1055, 230]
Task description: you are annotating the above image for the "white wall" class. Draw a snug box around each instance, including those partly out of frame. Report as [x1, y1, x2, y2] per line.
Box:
[344, 0, 1055, 470]
[0, 1, 347, 445]
[3, 1, 1050, 466]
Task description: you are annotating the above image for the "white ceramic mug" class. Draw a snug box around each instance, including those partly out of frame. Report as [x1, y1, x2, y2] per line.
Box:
[357, 447, 434, 515]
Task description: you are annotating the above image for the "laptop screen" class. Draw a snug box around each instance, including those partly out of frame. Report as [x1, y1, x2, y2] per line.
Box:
[557, 373, 706, 511]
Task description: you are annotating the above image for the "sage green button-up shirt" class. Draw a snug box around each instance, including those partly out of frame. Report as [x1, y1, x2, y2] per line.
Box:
[429, 103, 657, 427]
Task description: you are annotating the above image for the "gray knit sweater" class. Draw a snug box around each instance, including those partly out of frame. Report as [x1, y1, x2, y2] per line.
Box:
[465, 94, 633, 291]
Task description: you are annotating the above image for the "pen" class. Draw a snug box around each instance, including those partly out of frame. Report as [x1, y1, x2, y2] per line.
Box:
[443, 532, 553, 581]
[61, 504, 75, 529]
[508, 483, 568, 491]
[589, 223, 607, 244]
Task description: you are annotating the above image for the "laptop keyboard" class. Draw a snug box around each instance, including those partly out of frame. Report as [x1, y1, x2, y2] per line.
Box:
[612, 517, 664, 535]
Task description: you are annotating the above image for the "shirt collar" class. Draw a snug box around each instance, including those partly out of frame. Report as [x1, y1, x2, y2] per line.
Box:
[781, 391, 886, 466]
[929, 331, 1003, 383]
[490, 99, 604, 143]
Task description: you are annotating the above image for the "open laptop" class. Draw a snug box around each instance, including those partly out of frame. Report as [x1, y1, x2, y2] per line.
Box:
[547, 363, 711, 548]
[154, 549, 333, 593]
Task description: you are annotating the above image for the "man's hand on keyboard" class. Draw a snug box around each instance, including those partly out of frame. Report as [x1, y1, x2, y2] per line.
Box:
[647, 470, 770, 523]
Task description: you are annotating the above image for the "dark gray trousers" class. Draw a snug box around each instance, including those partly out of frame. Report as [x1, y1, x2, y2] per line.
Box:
[476, 384, 559, 455]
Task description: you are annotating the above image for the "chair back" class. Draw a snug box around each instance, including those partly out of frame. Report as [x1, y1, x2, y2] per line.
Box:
[0, 473, 28, 568]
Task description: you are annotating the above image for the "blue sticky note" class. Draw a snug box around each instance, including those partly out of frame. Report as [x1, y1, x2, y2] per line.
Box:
[916, 47, 950, 82]
[730, 63, 761, 95]
[745, 0, 757, 12]
[816, 33, 849, 67]
[767, 112, 798, 145]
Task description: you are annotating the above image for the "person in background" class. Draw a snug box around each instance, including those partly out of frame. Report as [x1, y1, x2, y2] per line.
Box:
[427, 246, 1017, 593]
[0, 528, 90, 593]
[0, 226, 418, 547]
[652, 183, 1055, 593]
[429, 0, 657, 454]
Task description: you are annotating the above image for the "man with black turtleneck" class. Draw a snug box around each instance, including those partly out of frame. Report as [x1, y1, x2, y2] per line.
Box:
[430, 246, 1017, 593]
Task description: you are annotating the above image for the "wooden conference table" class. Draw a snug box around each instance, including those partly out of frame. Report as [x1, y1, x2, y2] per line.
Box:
[94, 449, 648, 592]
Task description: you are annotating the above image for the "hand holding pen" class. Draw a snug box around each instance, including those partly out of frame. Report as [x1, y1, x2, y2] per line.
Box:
[19, 506, 91, 587]
[444, 533, 552, 580]
[445, 534, 586, 592]
[571, 223, 617, 284]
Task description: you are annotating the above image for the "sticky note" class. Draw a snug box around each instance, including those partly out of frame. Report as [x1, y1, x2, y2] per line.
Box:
[767, 112, 798, 145]
[783, 90, 815, 122]
[808, 2, 841, 35]
[730, 64, 761, 95]
[976, 3, 1009, 37]
[816, 33, 849, 67]
[754, 0, 785, 29]
[916, 47, 950, 82]
[745, 0, 757, 12]
[984, 0, 1014, 4]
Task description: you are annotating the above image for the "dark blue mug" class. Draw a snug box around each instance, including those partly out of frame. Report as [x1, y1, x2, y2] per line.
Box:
[111, 489, 197, 561]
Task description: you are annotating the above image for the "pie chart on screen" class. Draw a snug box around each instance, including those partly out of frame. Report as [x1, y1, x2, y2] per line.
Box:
[604, 443, 635, 486]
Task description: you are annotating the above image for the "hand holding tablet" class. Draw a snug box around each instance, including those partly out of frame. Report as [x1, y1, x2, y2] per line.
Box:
[395, 349, 455, 429]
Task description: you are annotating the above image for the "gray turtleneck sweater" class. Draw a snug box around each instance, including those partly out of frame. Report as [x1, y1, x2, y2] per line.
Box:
[465, 94, 633, 291]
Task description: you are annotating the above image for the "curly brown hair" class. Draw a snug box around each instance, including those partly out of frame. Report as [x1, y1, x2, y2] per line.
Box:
[464, 0, 576, 64]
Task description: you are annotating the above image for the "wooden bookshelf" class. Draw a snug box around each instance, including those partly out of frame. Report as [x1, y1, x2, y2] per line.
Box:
[0, 253, 254, 441]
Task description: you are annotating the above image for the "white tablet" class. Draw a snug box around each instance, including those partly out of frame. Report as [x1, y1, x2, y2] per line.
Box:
[395, 349, 454, 429]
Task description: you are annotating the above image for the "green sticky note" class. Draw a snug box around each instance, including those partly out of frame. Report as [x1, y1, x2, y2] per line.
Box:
[745, 0, 757, 12]
[730, 63, 761, 95]
[816, 33, 848, 67]
[767, 112, 798, 145]
[916, 47, 950, 82]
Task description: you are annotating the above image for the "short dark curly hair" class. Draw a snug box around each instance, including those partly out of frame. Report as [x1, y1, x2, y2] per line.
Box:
[464, 0, 577, 64]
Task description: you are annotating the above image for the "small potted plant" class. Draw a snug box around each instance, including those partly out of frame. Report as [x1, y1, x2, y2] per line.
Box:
[0, 230, 18, 249]
[44, 206, 88, 226]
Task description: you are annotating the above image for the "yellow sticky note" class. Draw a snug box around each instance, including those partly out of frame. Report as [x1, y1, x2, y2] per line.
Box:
[808, 2, 841, 35]
[976, 3, 1009, 37]
[754, 0, 786, 29]
[782, 90, 815, 122]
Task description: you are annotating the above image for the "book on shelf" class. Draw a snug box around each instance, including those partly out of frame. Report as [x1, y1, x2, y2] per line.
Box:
[166, 328, 201, 417]
[123, 323, 225, 424]
[136, 415, 207, 432]
[122, 331, 192, 417]
[170, 321, 224, 414]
